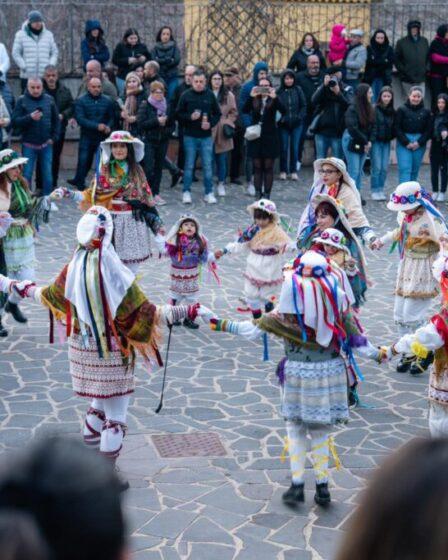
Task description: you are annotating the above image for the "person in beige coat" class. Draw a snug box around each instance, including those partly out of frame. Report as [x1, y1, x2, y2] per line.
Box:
[209, 70, 237, 197]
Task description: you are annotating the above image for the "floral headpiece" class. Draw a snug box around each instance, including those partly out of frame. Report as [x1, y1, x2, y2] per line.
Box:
[389, 188, 430, 206]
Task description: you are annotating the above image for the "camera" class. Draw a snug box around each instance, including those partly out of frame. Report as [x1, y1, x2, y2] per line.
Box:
[328, 78, 337, 88]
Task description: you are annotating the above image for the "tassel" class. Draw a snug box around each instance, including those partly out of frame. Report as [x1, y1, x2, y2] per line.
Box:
[262, 332, 269, 361]
[410, 341, 429, 359]
[49, 309, 54, 344]
[280, 436, 289, 463]
[328, 437, 341, 470]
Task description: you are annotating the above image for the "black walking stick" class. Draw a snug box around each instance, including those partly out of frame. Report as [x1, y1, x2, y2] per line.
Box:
[155, 324, 173, 414]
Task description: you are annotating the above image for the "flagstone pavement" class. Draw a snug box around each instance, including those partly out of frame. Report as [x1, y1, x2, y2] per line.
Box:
[0, 165, 441, 559]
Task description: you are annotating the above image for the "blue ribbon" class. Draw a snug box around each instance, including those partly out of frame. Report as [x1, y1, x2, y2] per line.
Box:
[291, 274, 307, 341]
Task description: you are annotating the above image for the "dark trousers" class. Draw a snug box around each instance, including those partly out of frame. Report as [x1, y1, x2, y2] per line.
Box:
[36, 129, 66, 190]
[229, 127, 244, 180]
[298, 114, 312, 163]
[430, 141, 448, 193]
[177, 127, 185, 170]
[144, 139, 168, 196]
[72, 136, 101, 190]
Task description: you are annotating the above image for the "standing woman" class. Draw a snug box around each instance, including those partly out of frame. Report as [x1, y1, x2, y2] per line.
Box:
[81, 20, 110, 69]
[120, 71, 145, 136]
[370, 86, 395, 201]
[112, 29, 150, 96]
[242, 77, 285, 199]
[150, 26, 181, 101]
[428, 24, 448, 110]
[364, 29, 394, 102]
[287, 33, 326, 74]
[208, 70, 237, 198]
[430, 93, 448, 201]
[395, 86, 432, 183]
[342, 83, 375, 193]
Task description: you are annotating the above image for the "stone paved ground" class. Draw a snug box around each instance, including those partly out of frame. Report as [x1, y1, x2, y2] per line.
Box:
[0, 165, 441, 559]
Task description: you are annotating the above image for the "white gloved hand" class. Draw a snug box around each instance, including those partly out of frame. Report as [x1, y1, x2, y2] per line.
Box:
[154, 233, 166, 254]
[197, 305, 218, 323]
[50, 187, 67, 200]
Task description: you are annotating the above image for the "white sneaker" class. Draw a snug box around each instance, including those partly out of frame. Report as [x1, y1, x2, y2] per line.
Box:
[204, 193, 217, 204]
[279, 172, 287, 180]
[371, 191, 387, 201]
[246, 183, 256, 196]
[182, 191, 192, 204]
[296, 161, 302, 172]
[438, 192, 446, 202]
[290, 173, 299, 181]
[217, 183, 226, 197]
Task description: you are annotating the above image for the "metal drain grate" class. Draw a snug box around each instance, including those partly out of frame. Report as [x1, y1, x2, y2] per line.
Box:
[151, 432, 227, 458]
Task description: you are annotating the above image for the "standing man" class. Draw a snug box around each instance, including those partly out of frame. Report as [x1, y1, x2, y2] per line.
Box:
[343, 29, 367, 91]
[176, 69, 221, 204]
[12, 10, 58, 92]
[77, 59, 118, 100]
[172, 64, 195, 173]
[395, 20, 429, 101]
[12, 77, 59, 195]
[69, 77, 115, 190]
[296, 55, 324, 169]
[224, 67, 244, 185]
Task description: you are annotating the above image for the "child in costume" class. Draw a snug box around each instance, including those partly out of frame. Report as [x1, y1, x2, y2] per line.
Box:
[199, 250, 381, 506]
[21, 206, 200, 469]
[372, 181, 446, 375]
[53, 130, 164, 273]
[164, 215, 216, 330]
[215, 199, 296, 318]
[0, 149, 52, 326]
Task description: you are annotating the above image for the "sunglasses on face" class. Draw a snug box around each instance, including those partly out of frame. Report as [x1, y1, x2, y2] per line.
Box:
[319, 169, 338, 175]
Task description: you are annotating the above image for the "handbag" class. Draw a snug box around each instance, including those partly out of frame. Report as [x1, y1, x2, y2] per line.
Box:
[244, 123, 261, 141]
[223, 124, 235, 139]
[348, 138, 365, 154]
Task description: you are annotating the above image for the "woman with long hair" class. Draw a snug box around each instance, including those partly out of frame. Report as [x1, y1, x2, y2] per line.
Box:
[287, 32, 326, 73]
[342, 83, 375, 193]
[112, 28, 150, 96]
[430, 93, 448, 201]
[150, 26, 181, 101]
[120, 71, 145, 135]
[364, 29, 394, 102]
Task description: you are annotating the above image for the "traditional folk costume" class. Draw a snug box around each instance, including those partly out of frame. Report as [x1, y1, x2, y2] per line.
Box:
[24, 206, 199, 463]
[220, 199, 295, 318]
[0, 149, 52, 325]
[386, 255, 448, 436]
[55, 131, 164, 273]
[200, 251, 380, 506]
[379, 181, 446, 374]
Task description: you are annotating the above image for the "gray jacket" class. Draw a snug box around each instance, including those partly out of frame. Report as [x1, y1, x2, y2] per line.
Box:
[344, 44, 367, 81]
[12, 21, 58, 79]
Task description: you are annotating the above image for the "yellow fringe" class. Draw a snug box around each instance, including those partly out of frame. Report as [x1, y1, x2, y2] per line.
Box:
[411, 341, 429, 359]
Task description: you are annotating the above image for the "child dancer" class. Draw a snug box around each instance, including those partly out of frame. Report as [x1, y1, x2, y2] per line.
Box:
[165, 215, 216, 329]
[372, 181, 445, 374]
[215, 199, 295, 318]
[199, 250, 381, 506]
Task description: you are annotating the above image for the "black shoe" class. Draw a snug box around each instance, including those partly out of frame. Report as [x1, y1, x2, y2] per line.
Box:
[396, 354, 415, 373]
[5, 301, 27, 323]
[410, 352, 434, 375]
[170, 169, 183, 188]
[361, 198, 367, 206]
[173, 320, 181, 327]
[348, 385, 359, 408]
[67, 178, 81, 188]
[265, 301, 274, 313]
[0, 317, 8, 337]
[183, 317, 199, 329]
[231, 178, 243, 185]
[314, 482, 331, 506]
[282, 483, 304, 506]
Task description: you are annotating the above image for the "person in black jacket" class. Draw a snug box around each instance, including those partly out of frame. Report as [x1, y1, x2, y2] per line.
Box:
[287, 33, 326, 74]
[69, 78, 115, 190]
[311, 68, 351, 159]
[171, 64, 195, 176]
[80, 20, 110, 70]
[370, 86, 395, 200]
[430, 93, 448, 201]
[112, 28, 150, 96]
[428, 25, 448, 111]
[276, 69, 306, 180]
[138, 80, 174, 206]
[342, 83, 375, 193]
[11, 77, 59, 195]
[176, 69, 221, 204]
[364, 29, 394, 102]
[150, 26, 181, 101]
[395, 86, 432, 183]
[242, 77, 285, 199]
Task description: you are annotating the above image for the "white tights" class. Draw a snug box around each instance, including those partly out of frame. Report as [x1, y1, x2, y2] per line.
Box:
[285, 421, 332, 484]
[7, 267, 35, 304]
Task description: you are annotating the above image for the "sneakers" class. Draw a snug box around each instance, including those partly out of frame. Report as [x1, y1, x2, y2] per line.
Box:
[371, 191, 387, 201]
[154, 195, 167, 206]
[290, 173, 299, 181]
[396, 354, 415, 373]
[279, 172, 287, 180]
[246, 183, 256, 196]
[434, 192, 446, 202]
[282, 483, 305, 506]
[217, 183, 226, 197]
[182, 191, 192, 204]
[296, 161, 302, 173]
[204, 193, 217, 204]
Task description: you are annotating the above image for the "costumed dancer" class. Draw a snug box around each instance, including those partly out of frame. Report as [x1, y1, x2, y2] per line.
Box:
[21, 206, 200, 468]
[53, 130, 164, 273]
[199, 251, 381, 506]
[372, 181, 446, 375]
[298, 158, 377, 247]
[0, 149, 52, 325]
[164, 214, 217, 330]
[215, 199, 296, 318]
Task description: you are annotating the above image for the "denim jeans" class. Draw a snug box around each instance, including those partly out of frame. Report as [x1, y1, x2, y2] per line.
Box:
[72, 136, 101, 189]
[371, 78, 385, 103]
[183, 135, 213, 194]
[165, 76, 178, 102]
[116, 77, 125, 97]
[314, 134, 343, 160]
[342, 129, 367, 191]
[396, 133, 426, 183]
[22, 143, 53, 195]
[279, 125, 303, 174]
[370, 141, 390, 192]
[214, 151, 228, 183]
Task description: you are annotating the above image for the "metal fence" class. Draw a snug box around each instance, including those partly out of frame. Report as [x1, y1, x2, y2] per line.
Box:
[1, 1, 448, 78]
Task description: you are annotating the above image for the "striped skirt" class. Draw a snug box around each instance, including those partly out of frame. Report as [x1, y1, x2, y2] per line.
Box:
[3, 223, 35, 274]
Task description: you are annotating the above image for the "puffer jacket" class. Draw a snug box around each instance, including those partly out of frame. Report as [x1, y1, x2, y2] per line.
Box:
[311, 82, 351, 136]
[149, 41, 181, 80]
[344, 44, 367, 81]
[74, 92, 115, 140]
[276, 70, 307, 130]
[81, 20, 110, 68]
[364, 30, 394, 85]
[395, 100, 432, 146]
[112, 42, 151, 80]
[371, 104, 395, 143]
[12, 91, 59, 144]
[12, 21, 58, 79]
[395, 23, 429, 83]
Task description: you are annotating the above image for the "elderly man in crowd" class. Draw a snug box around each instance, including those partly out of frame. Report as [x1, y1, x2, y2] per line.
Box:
[77, 59, 118, 100]
[343, 29, 367, 91]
